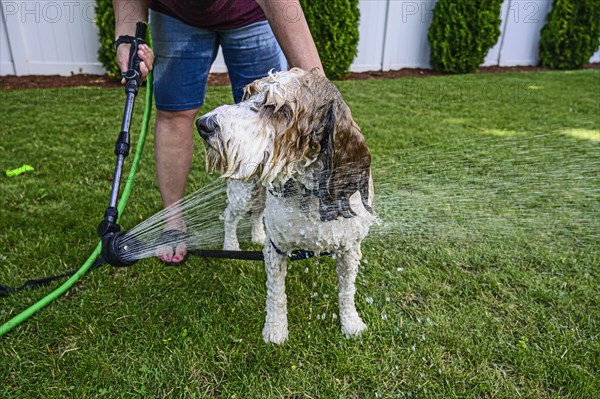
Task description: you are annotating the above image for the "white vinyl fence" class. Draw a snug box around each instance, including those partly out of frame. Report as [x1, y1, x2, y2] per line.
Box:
[1, 0, 104, 75]
[0, 0, 598, 76]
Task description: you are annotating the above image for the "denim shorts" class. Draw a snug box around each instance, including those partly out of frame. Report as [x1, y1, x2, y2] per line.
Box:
[149, 10, 288, 111]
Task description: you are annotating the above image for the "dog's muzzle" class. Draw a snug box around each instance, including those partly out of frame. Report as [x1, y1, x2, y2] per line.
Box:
[196, 115, 218, 140]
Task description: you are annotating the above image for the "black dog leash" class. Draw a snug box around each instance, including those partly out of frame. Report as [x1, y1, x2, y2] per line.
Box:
[0, 256, 107, 297]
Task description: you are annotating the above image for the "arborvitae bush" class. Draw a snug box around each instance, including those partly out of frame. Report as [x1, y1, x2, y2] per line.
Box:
[94, 0, 120, 79]
[539, 0, 600, 69]
[299, 0, 360, 79]
[428, 0, 503, 73]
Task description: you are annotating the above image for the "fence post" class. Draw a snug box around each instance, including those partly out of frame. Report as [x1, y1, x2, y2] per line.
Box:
[1, 1, 30, 75]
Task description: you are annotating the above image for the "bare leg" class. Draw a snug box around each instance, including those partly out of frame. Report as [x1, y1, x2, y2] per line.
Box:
[262, 243, 289, 344]
[337, 247, 367, 336]
[154, 108, 198, 262]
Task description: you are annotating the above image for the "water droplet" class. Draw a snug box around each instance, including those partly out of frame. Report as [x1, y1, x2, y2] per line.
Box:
[365, 296, 374, 304]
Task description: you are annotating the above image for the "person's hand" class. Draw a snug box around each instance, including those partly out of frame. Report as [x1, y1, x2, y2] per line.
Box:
[116, 43, 154, 84]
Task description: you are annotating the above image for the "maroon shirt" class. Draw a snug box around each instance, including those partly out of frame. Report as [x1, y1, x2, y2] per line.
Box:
[149, 0, 267, 30]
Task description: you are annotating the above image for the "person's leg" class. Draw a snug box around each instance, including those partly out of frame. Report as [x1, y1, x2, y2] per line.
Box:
[219, 20, 288, 103]
[150, 10, 219, 262]
[154, 108, 197, 262]
[154, 110, 197, 210]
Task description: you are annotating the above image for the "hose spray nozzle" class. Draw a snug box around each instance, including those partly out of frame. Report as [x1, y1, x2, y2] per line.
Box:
[100, 230, 141, 267]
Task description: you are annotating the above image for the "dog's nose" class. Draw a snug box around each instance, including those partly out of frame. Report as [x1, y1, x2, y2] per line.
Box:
[196, 115, 218, 139]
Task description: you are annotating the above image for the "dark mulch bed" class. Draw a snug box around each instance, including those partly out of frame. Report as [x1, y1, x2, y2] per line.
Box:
[1, 64, 598, 90]
[345, 64, 599, 80]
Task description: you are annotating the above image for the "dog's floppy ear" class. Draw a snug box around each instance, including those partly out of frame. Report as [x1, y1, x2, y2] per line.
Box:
[318, 100, 372, 222]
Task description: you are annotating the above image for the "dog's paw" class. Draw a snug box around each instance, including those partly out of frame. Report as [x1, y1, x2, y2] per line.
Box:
[251, 227, 266, 245]
[223, 239, 241, 251]
[262, 321, 289, 344]
[341, 315, 367, 337]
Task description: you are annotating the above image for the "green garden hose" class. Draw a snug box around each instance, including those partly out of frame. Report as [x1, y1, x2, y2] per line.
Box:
[0, 66, 154, 338]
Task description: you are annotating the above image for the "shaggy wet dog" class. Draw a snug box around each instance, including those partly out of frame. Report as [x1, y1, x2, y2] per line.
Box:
[197, 68, 374, 343]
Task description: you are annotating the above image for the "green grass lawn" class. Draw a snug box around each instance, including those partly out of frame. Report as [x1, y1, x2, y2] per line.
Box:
[1, 70, 599, 398]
